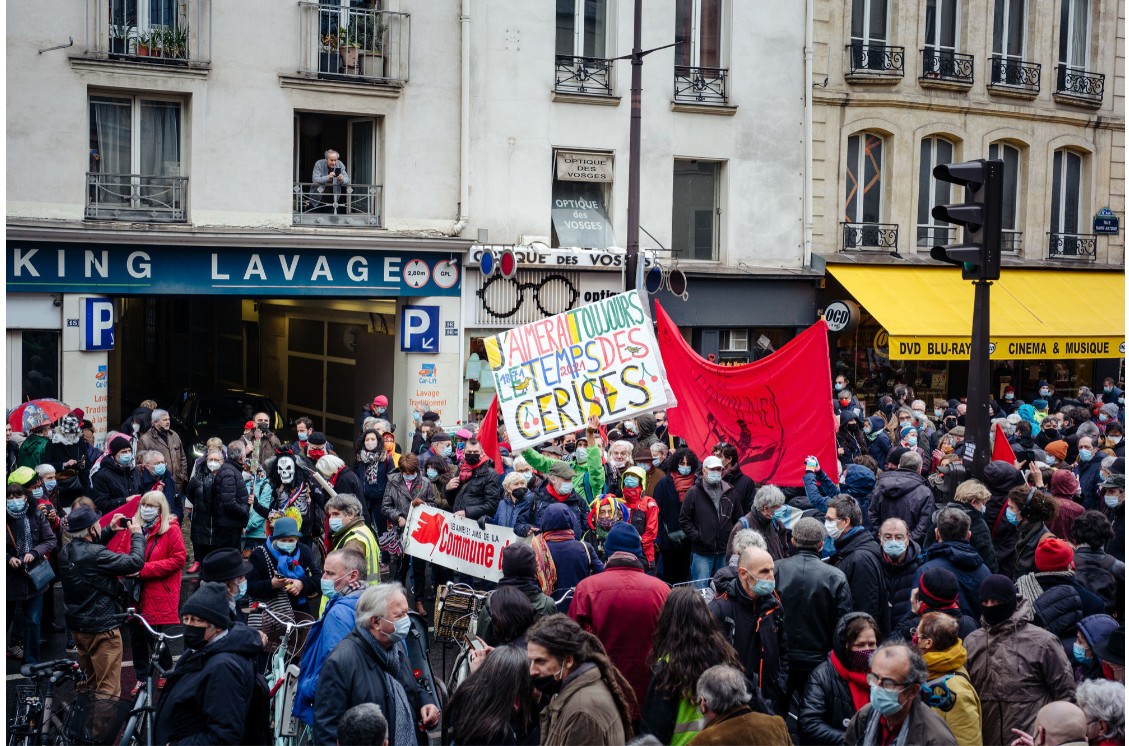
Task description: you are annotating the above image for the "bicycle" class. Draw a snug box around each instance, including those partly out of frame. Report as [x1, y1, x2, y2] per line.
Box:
[118, 608, 183, 746]
[7, 658, 84, 746]
[252, 603, 318, 746]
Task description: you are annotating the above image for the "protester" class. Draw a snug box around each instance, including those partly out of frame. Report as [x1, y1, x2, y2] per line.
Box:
[247, 517, 320, 615]
[325, 493, 381, 591]
[6, 481, 57, 664]
[688, 664, 791, 745]
[680, 455, 742, 582]
[925, 478, 999, 573]
[827, 494, 891, 633]
[914, 506, 991, 618]
[446, 644, 538, 745]
[1075, 679, 1125, 746]
[493, 470, 533, 530]
[891, 567, 980, 642]
[878, 517, 923, 624]
[653, 447, 699, 583]
[516, 460, 589, 540]
[444, 439, 501, 523]
[582, 494, 630, 561]
[729, 484, 790, 561]
[476, 543, 557, 647]
[1100, 474, 1125, 562]
[1071, 510, 1124, 612]
[984, 460, 1029, 577]
[536, 502, 604, 607]
[90, 435, 139, 513]
[1073, 614, 1120, 683]
[619, 465, 660, 569]
[868, 450, 934, 542]
[913, 612, 982, 745]
[138, 408, 188, 491]
[1008, 701, 1090, 746]
[799, 612, 881, 745]
[1008, 486, 1058, 578]
[337, 703, 389, 746]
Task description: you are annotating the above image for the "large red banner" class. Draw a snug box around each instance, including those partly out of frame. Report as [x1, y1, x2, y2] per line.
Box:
[655, 302, 840, 487]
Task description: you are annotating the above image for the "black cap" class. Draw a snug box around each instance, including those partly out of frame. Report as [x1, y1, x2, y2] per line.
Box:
[1094, 626, 1124, 666]
[66, 506, 101, 532]
[422, 411, 440, 423]
[181, 582, 233, 630]
[308, 431, 328, 446]
[430, 431, 451, 443]
[200, 548, 253, 582]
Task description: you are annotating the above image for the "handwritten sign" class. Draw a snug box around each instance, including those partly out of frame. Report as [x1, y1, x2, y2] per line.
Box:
[483, 290, 673, 451]
[402, 504, 517, 582]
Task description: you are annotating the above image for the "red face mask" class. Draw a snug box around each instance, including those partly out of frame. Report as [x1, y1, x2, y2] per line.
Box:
[308, 449, 325, 460]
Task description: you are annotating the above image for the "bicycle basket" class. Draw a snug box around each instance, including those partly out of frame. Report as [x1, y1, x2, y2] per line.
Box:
[62, 689, 133, 745]
[260, 610, 315, 664]
[433, 583, 490, 643]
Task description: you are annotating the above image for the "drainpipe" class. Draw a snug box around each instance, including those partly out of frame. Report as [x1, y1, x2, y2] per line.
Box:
[802, 0, 814, 269]
[448, 0, 471, 236]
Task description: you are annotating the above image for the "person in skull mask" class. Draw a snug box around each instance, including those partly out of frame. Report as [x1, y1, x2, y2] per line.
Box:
[267, 451, 315, 546]
[43, 411, 90, 500]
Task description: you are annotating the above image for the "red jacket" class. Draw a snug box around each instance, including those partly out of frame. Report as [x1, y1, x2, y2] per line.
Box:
[622, 488, 660, 565]
[136, 519, 187, 624]
[568, 556, 669, 720]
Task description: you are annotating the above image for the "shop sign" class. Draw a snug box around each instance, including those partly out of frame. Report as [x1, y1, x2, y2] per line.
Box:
[822, 300, 860, 334]
[6, 243, 462, 297]
[1094, 207, 1120, 235]
[484, 290, 673, 451]
[889, 335, 1125, 360]
[402, 503, 516, 582]
[400, 306, 440, 353]
[555, 151, 613, 182]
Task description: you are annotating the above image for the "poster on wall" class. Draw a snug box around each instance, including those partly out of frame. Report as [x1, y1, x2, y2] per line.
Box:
[484, 290, 674, 451]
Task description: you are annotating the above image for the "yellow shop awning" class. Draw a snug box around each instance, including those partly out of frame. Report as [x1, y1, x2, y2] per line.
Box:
[828, 265, 1125, 360]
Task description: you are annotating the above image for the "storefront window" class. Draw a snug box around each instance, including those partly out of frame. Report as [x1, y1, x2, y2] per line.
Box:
[21, 331, 60, 401]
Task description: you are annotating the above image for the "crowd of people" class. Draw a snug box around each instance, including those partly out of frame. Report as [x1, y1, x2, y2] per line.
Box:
[4, 379, 1126, 745]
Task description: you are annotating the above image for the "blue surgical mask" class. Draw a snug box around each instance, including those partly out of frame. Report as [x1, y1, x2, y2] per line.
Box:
[1045, 454, 1057, 465]
[234, 579, 247, 601]
[298, 432, 309, 441]
[426, 468, 439, 480]
[153, 463, 167, 476]
[376, 407, 386, 415]
[1005, 393, 1015, 401]
[869, 685, 905, 717]
[443, 445, 452, 457]
[1073, 642, 1092, 666]
[905, 435, 918, 448]
[44, 479, 57, 492]
[384, 615, 412, 643]
[883, 540, 907, 558]
[773, 506, 788, 522]
[1079, 449, 1094, 462]
[139, 506, 159, 523]
[705, 471, 722, 485]
[556, 481, 574, 496]
[1005, 507, 1019, 525]
[752, 578, 775, 597]
[413, 411, 422, 422]
[328, 517, 344, 533]
[678, 465, 692, 476]
[6, 498, 27, 515]
[275, 540, 298, 554]
[320, 577, 339, 600]
[30, 487, 43, 499]
[1105, 493, 1121, 509]
[652, 457, 662, 468]
[623, 476, 640, 489]
[574, 447, 588, 461]
[834, 383, 844, 392]
[521, 471, 533, 483]
[1105, 386, 1114, 394]
[1110, 436, 1123, 446]
[118, 451, 134, 466]
[1040, 388, 1050, 397]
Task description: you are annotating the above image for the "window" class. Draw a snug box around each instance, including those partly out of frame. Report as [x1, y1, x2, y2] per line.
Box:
[844, 133, 884, 225]
[672, 160, 722, 260]
[992, 0, 1026, 61]
[87, 94, 185, 221]
[924, 0, 958, 53]
[719, 329, 748, 352]
[556, 0, 607, 58]
[675, 0, 722, 69]
[551, 150, 615, 248]
[1050, 148, 1084, 236]
[988, 142, 1022, 250]
[851, 0, 888, 46]
[1059, 0, 1090, 70]
[292, 113, 381, 226]
[917, 137, 956, 247]
[105, 0, 198, 61]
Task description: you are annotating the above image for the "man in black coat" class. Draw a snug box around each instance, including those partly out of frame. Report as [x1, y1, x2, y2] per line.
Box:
[827, 495, 891, 634]
[90, 435, 140, 514]
[867, 450, 934, 542]
[877, 517, 923, 623]
[718, 444, 757, 514]
[153, 582, 267, 745]
[212, 442, 250, 551]
[913, 506, 991, 618]
[315, 583, 439, 744]
[889, 567, 980, 641]
[444, 439, 501, 521]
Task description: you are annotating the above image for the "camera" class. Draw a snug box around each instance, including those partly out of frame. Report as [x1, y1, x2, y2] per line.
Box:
[333, 165, 341, 176]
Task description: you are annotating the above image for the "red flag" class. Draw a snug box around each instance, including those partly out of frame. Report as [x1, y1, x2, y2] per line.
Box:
[992, 422, 1017, 463]
[101, 494, 142, 554]
[478, 396, 504, 475]
[655, 302, 839, 487]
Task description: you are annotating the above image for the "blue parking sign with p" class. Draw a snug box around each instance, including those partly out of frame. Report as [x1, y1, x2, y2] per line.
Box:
[401, 305, 439, 353]
[80, 297, 115, 351]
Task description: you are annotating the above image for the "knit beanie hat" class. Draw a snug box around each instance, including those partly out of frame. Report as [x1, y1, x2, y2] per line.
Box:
[603, 522, 644, 561]
[501, 543, 536, 580]
[979, 574, 1017, 602]
[918, 567, 960, 608]
[373, 395, 389, 407]
[1050, 469, 1080, 498]
[1035, 537, 1075, 572]
[308, 431, 328, 447]
[181, 582, 233, 630]
[1045, 440, 1068, 461]
[108, 435, 132, 456]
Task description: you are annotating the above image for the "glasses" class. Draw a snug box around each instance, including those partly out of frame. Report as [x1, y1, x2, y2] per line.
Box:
[866, 673, 911, 691]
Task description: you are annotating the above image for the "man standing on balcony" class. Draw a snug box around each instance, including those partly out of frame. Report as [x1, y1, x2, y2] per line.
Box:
[310, 149, 351, 212]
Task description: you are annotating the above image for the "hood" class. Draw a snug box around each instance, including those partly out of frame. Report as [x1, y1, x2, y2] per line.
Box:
[712, 565, 739, 594]
[923, 640, 968, 675]
[1078, 614, 1120, 650]
[984, 596, 1035, 632]
[835, 526, 881, 557]
[541, 502, 576, 531]
[634, 413, 657, 439]
[981, 460, 1025, 494]
[586, 495, 628, 530]
[204, 623, 264, 659]
[1017, 404, 1041, 434]
[867, 415, 886, 433]
[843, 464, 877, 498]
[622, 465, 648, 490]
[839, 410, 862, 431]
[832, 611, 879, 662]
[923, 540, 984, 571]
[874, 468, 928, 498]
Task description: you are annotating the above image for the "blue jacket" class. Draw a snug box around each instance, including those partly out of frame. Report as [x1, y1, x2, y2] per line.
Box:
[293, 590, 362, 726]
[802, 470, 838, 514]
[844, 464, 877, 531]
[491, 492, 531, 530]
[541, 503, 603, 608]
[913, 540, 991, 618]
[515, 482, 587, 539]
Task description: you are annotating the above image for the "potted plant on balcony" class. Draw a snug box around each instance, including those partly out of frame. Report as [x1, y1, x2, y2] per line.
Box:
[136, 29, 154, 56]
[319, 32, 340, 74]
[339, 26, 361, 74]
[358, 17, 385, 78]
[166, 25, 188, 60]
[109, 23, 134, 55]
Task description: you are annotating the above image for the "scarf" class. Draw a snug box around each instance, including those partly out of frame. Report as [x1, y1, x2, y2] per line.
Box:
[546, 482, 570, 503]
[830, 651, 871, 712]
[530, 534, 558, 594]
[360, 627, 415, 746]
[861, 706, 912, 746]
[1016, 570, 1075, 607]
[329, 467, 343, 487]
[8, 513, 32, 556]
[357, 448, 382, 484]
[543, 529, 576, 543]
[498, 574, 542, 597]
[672, 472, 696, 499]
[264, 541, 307, 581]
[458, 461, 475, 483]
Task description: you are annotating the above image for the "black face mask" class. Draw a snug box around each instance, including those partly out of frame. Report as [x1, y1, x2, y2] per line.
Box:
[531, 672, 564, 698]
[981, 597, 1018, 627]
[512, 487, 528, 500]
[563, 442, 577, 453]
[183, 625, 209, 650]
[464, 452, 481, 466]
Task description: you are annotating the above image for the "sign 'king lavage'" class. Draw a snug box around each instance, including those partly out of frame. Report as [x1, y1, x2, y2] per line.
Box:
[484, 290, 674, 451]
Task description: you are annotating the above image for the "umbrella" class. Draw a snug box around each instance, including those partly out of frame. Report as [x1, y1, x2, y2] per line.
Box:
[8, 398, 72, 432]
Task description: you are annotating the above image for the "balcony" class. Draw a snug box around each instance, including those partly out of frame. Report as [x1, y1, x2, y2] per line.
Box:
[555, 56, 613, 96]
[297, 3, 410, 87]
[989, 56, 1040, 97]
[842, 222, 899, 251]
[1055, 65, 1105, 107]
[917, 225, 956, 248]
[673, 66, 729, 105]
[845, 43, 904, 82]
[1047, 232, 1098, 260]
[293, 182, 382, 227]
[919, 48, 973, 88]
[1001, 230, 1023, 253]
[85, 173, 187, 223]
[84, 0, 211, 68]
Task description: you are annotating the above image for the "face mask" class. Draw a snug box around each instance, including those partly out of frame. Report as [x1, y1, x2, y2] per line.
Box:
[426, 468, 439, 480]
[234, 579, 247, 601]
[152, 463, 167, 477]
[404, 473, 417, 484]
[1073, 642, 1092, 666]
[1005, 393, 1015, 401]
[531, 670, 565, 698]
[183, 625, 209, 651]
[512, 487, 528, 500]
[834, 383, 844, 392]
[869, 685, 905, 717]
[521, 471, 534, 484]
[30, 487, 44, 499]
[847, 422, 858, 430]
[376, 407, 386, 415]
[118, 452, 134, 466]
[556, 481, 574, 496]
[652, 457, 662, 468]
[297, 432, 309, 441]
[773, 506, 788, 522]
[611, 459, 627, 469]
[207, 460, 222, 472]
[977, 503, 987, 514]
[624, 422, 637, 433]
[847, 648, 874, 672]
[705, 471, 722, 485]
[678, 465, 692, 476]
[320, 577, 340, 600]
[382, 615, 411, 643]
[1045, 454, 1057, 466]
[1005, 507, 1019, 525]
[752, 578, 775, 597]
[623, 476, 640, 489]
[443, 445, 453, 457]
[43, 480, 56, 492]
[275, 541, 298, 554]
[464, 452, 481, 466]
[139, 506, 159, 522]
[413, 411, 422, 422]
[384, 441, 395, 453]
[825, 519, 843, 539]
[934, 408, 944, 417]
[564, 442, 577, 453]
[1110, 436, 1123, 446]
[7, 498, 27, 515]
[905, 435, 918, 448]
[1080, 449, 1094, 462]
[243, 472, 254, 483]
[574, 447, 588, 461]
[1040, 388, 1050, 397]
[329, 517, 344, 533]
[1105, 493, 1121, 509]
[308, 450, 325, 460]
[1105, 387, 1114, 394]
[883, 540, 907, 558]
[982, 597, 1017, 626]
[863, 423, 872, 435]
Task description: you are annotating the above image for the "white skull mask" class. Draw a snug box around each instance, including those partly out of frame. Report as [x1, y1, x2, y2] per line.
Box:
[277, 456, 296, 485]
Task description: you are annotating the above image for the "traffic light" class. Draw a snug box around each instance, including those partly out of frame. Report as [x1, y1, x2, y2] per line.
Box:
[929, 159, 1004, 281]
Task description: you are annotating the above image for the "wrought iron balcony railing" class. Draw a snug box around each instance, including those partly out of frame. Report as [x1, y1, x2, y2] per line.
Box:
[846, 43, 905, 77]
[85, 173, 187, 222]
[920, 48, 973, 85]
[1001, 230, 1023, 253]
[842, 222, 899, 251]
[916, 225, 956, 248]
[555, 56, 613, 96]
[299, 3, 410, 85]
[293, 182, 382, 226]
[88, 0, 211, 65]
[1056, 65, 1105, 104]
[989, 56, 1040, 93]
[1047, 232, 1097, 260]
[673, 65, 729, 104]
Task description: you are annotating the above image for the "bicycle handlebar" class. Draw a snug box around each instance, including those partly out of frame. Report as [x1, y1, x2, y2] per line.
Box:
[248, 603, 318, 629]
[122, 608, 184, 640]
[20, 659, 82, 678]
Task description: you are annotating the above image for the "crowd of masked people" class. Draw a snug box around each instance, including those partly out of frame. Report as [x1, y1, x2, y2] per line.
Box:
[5, 381, 1127, 746]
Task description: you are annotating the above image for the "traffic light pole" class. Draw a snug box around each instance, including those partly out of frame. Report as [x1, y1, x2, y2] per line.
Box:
[966, 279, 992, 479]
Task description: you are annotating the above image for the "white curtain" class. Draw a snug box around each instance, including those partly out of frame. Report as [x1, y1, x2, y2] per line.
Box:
[140, 101, 180, 177]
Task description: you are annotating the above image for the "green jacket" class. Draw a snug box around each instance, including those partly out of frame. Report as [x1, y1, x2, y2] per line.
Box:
[522, 445, 605, 501]
[476, 586, 557, 646]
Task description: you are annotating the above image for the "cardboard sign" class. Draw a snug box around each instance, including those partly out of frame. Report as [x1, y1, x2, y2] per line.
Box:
[402, 504, 517, 582]
[483, 290, 673, 451]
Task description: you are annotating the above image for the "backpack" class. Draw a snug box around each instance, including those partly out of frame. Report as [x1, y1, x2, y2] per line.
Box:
[1074, 553, 1119, 609]
[921, 670, 970, 712]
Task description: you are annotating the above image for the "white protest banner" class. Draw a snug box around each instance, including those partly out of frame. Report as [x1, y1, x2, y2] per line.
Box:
[401, 503, 517, 582]
[483, 290, 674, 451]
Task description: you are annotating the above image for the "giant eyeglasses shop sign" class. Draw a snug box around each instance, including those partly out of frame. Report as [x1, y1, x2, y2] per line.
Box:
[6, 243, 461, 297]
[484, 290, 675, 451]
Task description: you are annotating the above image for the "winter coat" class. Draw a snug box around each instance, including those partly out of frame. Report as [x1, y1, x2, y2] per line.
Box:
[243, 477, 274, 540]
[332, 467, 367, 519]
[293, 590, 361, 726]
[138, 425, 189, 488]
[517, 481, 588, 539]
[983, 461, 1026, 577]
[708, 575, 789, 716]
[965, 598, 1076, 745]
[1072, 546, 1123, 611]
[152, 624, 266, 746]
[1079, 458, 1105, 509]
[540, 663, 627, 746]
[844, 699, 959, 746]
[138, 469, 183, 519]
[247, 541, 320, 612]
[922, 500, 999, 574]
[922, 643, 982, 746]
[381, 472, 439, 526]
[1019, 571, 1108, 642]
[137, 518, 187, 625]
[1108, 501, 1125, 562]
[688, 705, 790, 746]
[1014, 520, 1052, 579]
[634, 413, 659, 448]
[91, 458, 140, 514]
[476, 584, 557, 647]
[890, 604, 979, 643]
[354, 454, 392, 515]
[491, 489, 531, 530]
[679, 480, 742, 556]
[17, 434, 48, 469]
[449, 459, 502, 520]
[314, 628, 436, 746]
[723, 468, 758, 514]
[213, 457, 250, 530]
[542, 504, 604, 598]
[187, 463, 221, 546]
[914, 540, 991, 618]
[728, 509, 789, 562]
[831, 527, 891, 634]
[868, 468, 935, 542]
[43, 436, 91, 497]
[803, 469, 839, 515]
[569, 556, 670, 720]
[867, 431, 893, 467]
[842, 465, 878, 531]
[5, 508, 57, 600]
[775, 548, 852, 667]
[522, 446, 606, 504]
[798, 612, 876, 746]
[881, 540, 924, 623]
[59, 527, 145, 633]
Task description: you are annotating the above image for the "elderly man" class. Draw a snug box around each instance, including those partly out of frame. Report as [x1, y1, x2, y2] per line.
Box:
[728, 485, 790, 561]
[444, 438, 501, 522]
[878, 517, 923, 624]
[844, 642, 958, 745]
[139, 408, 188, 491]
[1008, 701, 1090, 746]
[869, 450, 935, 542]
[310, 148, 351, 211]
[315, 583, 439, 745]
[1075, 679, 1124, 746]
[688, 665, 790, 745]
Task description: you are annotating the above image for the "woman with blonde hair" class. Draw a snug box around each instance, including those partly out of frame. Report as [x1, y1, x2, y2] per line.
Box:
[922, 477, 999, 573]
[127, 490, 187, 693]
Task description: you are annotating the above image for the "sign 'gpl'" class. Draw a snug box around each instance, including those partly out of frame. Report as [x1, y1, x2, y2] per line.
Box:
[401, 305, 439, 353]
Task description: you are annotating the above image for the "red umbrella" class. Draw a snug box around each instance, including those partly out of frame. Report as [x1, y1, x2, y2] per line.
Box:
[7, 398, 73, 432]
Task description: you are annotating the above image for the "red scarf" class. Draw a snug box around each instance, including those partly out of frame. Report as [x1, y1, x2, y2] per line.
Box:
[543, 529, 576, 543]
[330, 467, 344, 487]
[830, 652, 871, 712]
[622, 485, 642, 507]
[672, 473, 696, 499]
[458, 461, 475, 483]
[546, 482, 570, 503]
